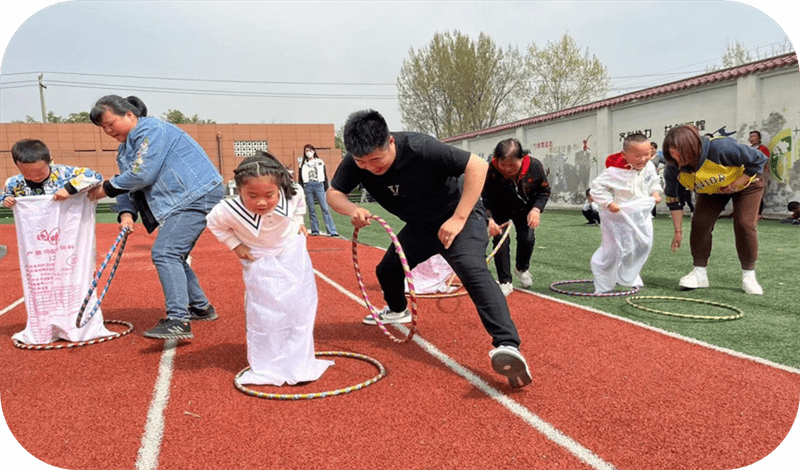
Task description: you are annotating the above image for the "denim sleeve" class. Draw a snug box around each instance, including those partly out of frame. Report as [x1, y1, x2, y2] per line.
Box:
[110, 121, 169, 192]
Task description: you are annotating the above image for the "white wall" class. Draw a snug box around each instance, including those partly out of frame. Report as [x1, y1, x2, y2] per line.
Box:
[449, 66, 800, 216]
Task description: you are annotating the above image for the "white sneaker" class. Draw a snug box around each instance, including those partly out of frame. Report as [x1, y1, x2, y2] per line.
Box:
[489, 345, 532, 389]
[742, 272, 763, 295]
[679, 267, 709, 289]
[362, 306, 411, 325]
[498, 281, 514, 297]
[513, 268, 533, 288]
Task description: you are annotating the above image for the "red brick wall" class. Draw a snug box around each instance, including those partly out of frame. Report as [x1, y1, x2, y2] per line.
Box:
[0, 122, 340, 187]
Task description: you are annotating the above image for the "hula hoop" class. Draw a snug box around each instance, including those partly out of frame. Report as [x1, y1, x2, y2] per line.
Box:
[233, 351, 386, 400]
[76, 228, 130, 328]
[625, 296, 744, 321]
[549, 279, 640, 297]
[12, 320, 134, 350]
[411, 223, 513, 300]
[353, 215, 418, 343]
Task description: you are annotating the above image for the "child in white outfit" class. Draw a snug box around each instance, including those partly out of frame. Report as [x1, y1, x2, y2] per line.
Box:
[590, 133, 662, 293]
[206, 151, 333, 386]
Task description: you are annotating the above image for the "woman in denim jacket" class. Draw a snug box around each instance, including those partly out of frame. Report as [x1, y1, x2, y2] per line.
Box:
[88, 95, 224, 340]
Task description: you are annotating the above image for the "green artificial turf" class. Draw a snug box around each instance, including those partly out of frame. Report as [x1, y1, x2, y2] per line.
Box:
[319, 204, 800, 369]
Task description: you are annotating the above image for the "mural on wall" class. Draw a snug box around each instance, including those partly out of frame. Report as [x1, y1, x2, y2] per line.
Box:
[535, 139, 598, 206]
[738, 111, 799, 215]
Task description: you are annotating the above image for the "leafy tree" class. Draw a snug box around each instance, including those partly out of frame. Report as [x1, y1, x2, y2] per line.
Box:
[64, 112, 91, 123]
[162, 109, 216, 124]
[525, 33, 610, 115]
[13, 111, 91, 123]
[397, 30, 528, 139]
[334, 124, 345, 156]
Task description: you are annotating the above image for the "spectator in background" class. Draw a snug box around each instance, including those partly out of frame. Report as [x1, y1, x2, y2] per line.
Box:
[749, 130, 771, 220]
[582, 188, 601, 225]
[781, 201, 800, 224]
[298, 144, 339, 237]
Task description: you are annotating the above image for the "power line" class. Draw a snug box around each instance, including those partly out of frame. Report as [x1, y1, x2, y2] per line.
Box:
[0, 70, 396, 87]
[25, 79, 397, 100]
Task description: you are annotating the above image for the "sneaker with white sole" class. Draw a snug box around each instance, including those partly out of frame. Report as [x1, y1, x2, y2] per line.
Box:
[498, 282, 513, 297]
[362, 306, 411, 325]
[143, 319, 193, 340]
[513, 268, 533, 288]
[489, 345, 532, 389]
[679, 267, 709, 289]
[742, 272, 763, 295]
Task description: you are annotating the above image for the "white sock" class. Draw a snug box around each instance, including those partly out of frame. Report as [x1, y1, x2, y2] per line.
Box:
[693, 266, 707, 276]
[743, 269, 756, 278]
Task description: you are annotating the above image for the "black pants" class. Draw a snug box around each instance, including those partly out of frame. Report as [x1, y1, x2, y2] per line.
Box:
[491, 211, 535, 284]
[376, 207, 521, 348]
[583, 208, 601, 224]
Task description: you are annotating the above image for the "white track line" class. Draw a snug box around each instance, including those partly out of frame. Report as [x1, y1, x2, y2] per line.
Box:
[0, 297, 24, 317]
[313, 269, 618, 470]
[519, 289, 800, 375]
[135, 339, 177, 470]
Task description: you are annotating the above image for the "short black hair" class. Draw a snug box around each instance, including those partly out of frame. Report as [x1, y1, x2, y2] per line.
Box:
[90, 95, 147, 126]
[11, 139, 51, 164]
[343, 109, 390, 157]
[622, 133, 649, 151]
[788, 201, 800, 211]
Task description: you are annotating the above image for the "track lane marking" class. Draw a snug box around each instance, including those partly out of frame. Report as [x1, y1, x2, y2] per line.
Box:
[313, 268, 618, 470]
[135, 339, 177, 470]
[0, 297, 24, 317]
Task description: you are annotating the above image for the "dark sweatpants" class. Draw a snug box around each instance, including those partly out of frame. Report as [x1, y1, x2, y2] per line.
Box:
[491, 211, 536, 284]
[690, 176, 764, 271]
[375, 206, 521, 349]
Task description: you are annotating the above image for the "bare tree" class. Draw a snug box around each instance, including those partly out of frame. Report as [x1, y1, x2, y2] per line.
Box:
[397, 30, 528, 139]
[525, 33, 610, 115]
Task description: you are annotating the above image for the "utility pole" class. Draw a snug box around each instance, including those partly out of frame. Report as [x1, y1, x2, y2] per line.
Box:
[38, 74, 47, 123]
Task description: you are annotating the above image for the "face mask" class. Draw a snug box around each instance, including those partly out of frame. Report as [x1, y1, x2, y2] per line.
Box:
[305, 151, 314, 158]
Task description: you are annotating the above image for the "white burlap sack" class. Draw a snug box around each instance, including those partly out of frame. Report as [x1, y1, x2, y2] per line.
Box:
[11, 194, 111, 344]
[590, 197, 655, 293]
[237, 235, 333, 386]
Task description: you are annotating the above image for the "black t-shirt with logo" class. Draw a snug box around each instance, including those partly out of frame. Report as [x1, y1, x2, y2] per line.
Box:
[331, 132, 471, 226]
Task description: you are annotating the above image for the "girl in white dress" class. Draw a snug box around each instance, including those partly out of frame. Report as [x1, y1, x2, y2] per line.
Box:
[206, 151, 333, 386]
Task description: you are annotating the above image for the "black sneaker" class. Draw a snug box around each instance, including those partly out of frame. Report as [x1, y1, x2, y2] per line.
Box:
[143, 319, 193, 340]
[188, 304, 218, 321]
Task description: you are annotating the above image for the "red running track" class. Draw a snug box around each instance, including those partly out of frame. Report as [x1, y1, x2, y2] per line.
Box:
[1, 223, 798, 470]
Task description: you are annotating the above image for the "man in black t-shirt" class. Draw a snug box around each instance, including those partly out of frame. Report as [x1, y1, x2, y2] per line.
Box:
[327, 109, 532, 389]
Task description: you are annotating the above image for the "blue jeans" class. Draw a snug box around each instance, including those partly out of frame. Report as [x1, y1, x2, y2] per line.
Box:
[304, 181, 338, 235]
[151, 184, 223, 321]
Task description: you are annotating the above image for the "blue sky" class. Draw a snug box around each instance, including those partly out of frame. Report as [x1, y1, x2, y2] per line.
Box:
[1, 0, 798, 132]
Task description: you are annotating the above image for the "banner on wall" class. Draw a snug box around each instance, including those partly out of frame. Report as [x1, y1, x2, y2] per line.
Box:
[11, 193, 111, 344]
[768, 128, 796, 182]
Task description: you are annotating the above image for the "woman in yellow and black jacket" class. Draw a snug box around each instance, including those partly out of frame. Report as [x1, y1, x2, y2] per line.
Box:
[662, 125, 768, 295]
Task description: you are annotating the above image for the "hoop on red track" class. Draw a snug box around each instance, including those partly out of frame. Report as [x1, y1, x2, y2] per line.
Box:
[352, 215, 418, 343]
[12, 320, 134, 350]
[233, 351, 386, 400]
[549, 279, 640, 297]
